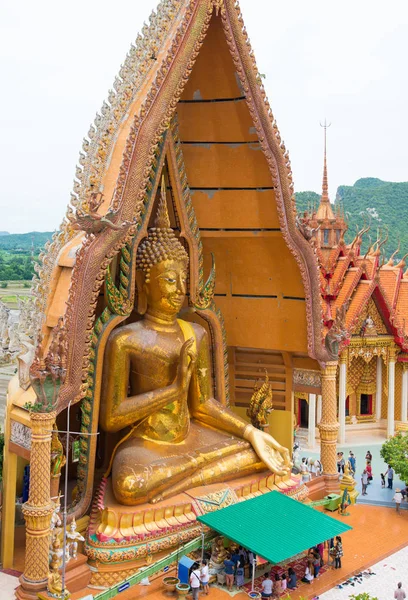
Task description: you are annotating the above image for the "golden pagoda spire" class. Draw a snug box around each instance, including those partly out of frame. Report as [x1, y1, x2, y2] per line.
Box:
[316, 120, 334, 221]
[321, 119, 330, 202]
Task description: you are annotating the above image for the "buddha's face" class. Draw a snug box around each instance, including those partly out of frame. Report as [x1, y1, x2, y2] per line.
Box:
[144, 259, 187, 317]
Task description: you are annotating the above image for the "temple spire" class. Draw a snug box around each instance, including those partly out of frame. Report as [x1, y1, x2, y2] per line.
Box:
[316, 120, 334, 221]
[321, 119, 330, 201]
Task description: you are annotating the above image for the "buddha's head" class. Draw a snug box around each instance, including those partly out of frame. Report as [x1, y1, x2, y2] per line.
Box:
[136, 180, 189, 318]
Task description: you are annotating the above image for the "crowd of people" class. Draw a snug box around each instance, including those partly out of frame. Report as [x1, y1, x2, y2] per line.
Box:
[335, 448, 408, 513]
[188, 536, 345, 597]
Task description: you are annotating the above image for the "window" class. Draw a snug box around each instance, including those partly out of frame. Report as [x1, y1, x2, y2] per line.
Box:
[336, 229, 341, 242]
[323, 229, 330, 245]
[345, 396, 350, 417]
[360, 394, 373, 415]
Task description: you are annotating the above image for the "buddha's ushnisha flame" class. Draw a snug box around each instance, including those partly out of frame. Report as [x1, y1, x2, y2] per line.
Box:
[137, 175, 188, 283]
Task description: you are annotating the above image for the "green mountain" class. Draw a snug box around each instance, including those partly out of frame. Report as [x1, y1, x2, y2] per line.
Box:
[0, 232, 54, 282]
[0, 231, 54, 253]
[296, 179, 408, 257]
[295, 191, 321, 215]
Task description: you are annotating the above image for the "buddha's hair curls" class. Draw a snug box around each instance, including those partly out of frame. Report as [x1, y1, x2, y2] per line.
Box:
[136, 181, 188, 283]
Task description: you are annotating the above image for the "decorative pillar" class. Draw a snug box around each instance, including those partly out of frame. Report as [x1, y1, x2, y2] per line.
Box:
[387, 348, 396, 438]
[16, 411, 56, 600]
[317, 395, 322, 425]
[375, 355, 382, 422]
[401, 363, 408, 423]
[338, 354, 347, 445]
[307, 394, 316, 448]
[318, 362, 340, 481]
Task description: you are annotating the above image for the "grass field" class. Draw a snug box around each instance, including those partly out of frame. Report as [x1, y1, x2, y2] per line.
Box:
[0, 281, 32, 308]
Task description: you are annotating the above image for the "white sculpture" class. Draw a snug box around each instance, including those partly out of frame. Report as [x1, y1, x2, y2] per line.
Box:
[67, 518, 85, 559]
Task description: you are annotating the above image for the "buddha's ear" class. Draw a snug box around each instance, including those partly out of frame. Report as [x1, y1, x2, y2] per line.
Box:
[136, 270, 147, 315]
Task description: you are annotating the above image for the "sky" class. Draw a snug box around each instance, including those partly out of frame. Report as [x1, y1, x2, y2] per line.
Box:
[1, 0, 408, 233]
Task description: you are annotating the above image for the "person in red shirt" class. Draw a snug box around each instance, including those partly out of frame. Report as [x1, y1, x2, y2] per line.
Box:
[366, 461, 373, 484]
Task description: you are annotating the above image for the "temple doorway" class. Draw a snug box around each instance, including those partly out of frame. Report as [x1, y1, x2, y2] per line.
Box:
[298, 399, 309, 428]
[360, 393, 373, 416]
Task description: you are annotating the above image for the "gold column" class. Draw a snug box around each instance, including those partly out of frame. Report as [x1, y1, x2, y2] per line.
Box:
[16, 411, 56, 600]
[318, 362, 340, 484]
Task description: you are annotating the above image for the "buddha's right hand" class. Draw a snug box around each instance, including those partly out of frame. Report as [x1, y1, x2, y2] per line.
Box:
[174, 338, 197, 392]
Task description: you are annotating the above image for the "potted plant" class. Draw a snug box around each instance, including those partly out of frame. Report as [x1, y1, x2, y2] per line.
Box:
[176, 582, 190, 599]
[163, 575, 180, 594]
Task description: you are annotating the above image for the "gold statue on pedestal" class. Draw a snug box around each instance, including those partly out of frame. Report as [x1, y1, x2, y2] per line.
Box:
[100, 183, 291, 506]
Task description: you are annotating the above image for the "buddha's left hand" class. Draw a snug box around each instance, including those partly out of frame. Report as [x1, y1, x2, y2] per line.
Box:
[244, 425, 292, 476]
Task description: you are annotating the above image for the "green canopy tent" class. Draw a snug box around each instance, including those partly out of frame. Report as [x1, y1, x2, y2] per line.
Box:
[197, 490, 352, 591]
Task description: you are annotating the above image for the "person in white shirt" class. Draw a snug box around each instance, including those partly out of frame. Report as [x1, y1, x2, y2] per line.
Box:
[190, 564, 201, 600]
[261, 573, 273, 598]
[301, 562, 314, 584]
[300, 458, 310, 482]
[393, 489, 403, 514]
[361, 470, 368, 496]
[200, 560, 209, 595]
[395, 582, 406, 600]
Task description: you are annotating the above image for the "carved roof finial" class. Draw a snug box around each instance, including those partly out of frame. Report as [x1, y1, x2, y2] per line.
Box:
[386, 241, 401, 267]
[396, 252, 408, 270]
[154, 175, 171, 229]
[373, 228, 389, 257]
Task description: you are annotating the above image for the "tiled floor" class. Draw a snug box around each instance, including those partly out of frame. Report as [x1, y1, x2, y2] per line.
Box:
[0, 572, 19, 598]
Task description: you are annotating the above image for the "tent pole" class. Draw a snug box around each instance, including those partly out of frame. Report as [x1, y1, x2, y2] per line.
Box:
[251, 557, 257, 592]
[200, 529, 205, 563]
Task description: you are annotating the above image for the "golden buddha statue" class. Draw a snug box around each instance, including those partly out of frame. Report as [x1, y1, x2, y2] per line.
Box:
[100, 186, 291, 506]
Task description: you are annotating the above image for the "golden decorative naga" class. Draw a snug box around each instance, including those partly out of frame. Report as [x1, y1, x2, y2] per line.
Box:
[50, 424, 66, 478]
[100, 182, 291, 505]
[247, 372, 274, 429]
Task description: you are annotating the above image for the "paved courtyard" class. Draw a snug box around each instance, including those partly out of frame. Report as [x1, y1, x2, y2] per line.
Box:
[299, 433, 407, 506]
[319, 545, 408, 600]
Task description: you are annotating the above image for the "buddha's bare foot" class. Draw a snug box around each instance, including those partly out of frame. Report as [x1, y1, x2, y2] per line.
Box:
[151, 493, 164, 504]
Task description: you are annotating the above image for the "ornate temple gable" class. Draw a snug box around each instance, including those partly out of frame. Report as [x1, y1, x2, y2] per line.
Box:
[21, 0, 333, 518]
[351, 296, 389, 337]
[29, 0, 329, 423]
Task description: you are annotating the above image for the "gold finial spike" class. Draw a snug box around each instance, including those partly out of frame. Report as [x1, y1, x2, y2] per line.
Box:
[396, 252, 408, 270]
[154, 175, 171, 229]
[386, 241, 401, 267]
[320, 119, 332, 202]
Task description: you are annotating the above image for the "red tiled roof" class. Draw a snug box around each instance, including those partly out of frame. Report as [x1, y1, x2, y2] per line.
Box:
[313, 233, 408, 351]
[331, 256, 352, 292]
[378, 269, 399, 309]
[333, 268, 363, 311]
[396, 280, 408, 337]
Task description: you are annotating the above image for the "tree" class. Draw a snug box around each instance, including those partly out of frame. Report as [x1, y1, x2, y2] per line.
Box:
[380, 432, 408, 484]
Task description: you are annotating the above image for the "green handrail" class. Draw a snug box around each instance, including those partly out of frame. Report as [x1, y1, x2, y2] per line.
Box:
[94, 532, 215, 600]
